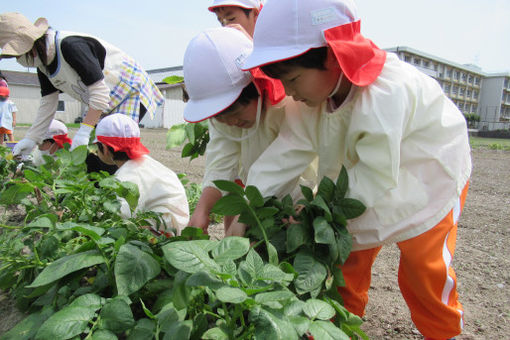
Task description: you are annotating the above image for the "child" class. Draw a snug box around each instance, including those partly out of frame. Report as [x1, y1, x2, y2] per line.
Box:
[208, 0, 262, 37]
[32, 119, 72, 166]
[241, 0, 472, 339]
[0, 12, 163, 158]
[94, 113, 189, 236]
[0, 86, 17, 144]
[183, 27, 315, 235]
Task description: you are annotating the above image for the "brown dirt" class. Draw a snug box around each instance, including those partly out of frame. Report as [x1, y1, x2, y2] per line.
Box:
[1, 127, 508, 339]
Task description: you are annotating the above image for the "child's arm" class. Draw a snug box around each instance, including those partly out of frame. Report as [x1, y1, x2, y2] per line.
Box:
[188, 186, 223, 233]
[11, 111, 16, 127]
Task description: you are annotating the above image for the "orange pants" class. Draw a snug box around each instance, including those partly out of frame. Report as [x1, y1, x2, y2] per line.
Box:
[338, 183, 469, 339]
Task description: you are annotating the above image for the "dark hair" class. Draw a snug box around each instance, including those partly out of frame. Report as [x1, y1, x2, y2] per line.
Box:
[215, 82, 259, 117]
[96, 142, 130, 161]
[33, 34, 49, 66]
[212, 7, 253, 18]
[261, 47, 328, 79]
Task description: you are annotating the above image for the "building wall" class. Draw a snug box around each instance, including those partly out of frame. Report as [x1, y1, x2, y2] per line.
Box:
[7, 84, 83, 124]
[139, 86, 186, 128]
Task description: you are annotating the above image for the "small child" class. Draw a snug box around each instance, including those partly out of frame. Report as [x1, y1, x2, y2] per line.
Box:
[32, 119, 72, 166]
[94, 113, 189, 236]
[183, 27, 315, 235]
[0, 86, 17, 144]
[241, 0, 472, 339]
[208, 0, 262, 37]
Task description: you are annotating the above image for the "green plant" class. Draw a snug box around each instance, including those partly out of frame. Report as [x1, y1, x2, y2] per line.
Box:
[167, 122, 209, 160]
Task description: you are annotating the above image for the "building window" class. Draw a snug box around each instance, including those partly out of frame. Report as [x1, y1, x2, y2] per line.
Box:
[467, 89, 472, 97]
[404, 55, 411, 62]
[474, 77, 480, 85]
[434, 63, 438, 71]
[468, 75, 473, 83]
[460, 87, 465, 96]
[57, 101, 65, 112]
[444, 84, 451, 93]
[473, 90, 478, 99]
[461, 73, 467, 82]
[413, 57, 421, 65]
[454, 71, 460, 81]
[423, 60, 430, 68]
[446, 69, 452, 78]
[452, 85, 458, 94]
[505, 78, 509, 88]
[473, 104, 477, 113]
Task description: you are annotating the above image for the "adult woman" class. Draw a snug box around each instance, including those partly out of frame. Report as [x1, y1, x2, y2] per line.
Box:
[0, 12, 163, 158]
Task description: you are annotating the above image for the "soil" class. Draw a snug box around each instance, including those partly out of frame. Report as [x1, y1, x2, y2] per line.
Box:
[1, 127, 509, 339]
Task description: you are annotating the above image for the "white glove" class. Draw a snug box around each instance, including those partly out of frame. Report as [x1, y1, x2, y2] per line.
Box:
[12, 138, 36, 157]
[71, 123, 94, 150]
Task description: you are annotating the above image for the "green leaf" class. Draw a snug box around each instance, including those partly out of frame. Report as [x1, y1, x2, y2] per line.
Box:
[261, 264, 294, 283]
[166, 124, 187, 149]
[212, 180, 245, 196]
[127, 318, 155, 340]
[211, 236, 250, 264]
[303, 299, 336, 320]
[313, 217, 335, 244]
[245, 185, 264, 207]
[249, 306, 299, 340]
[90, 329, 117, 340]
[72, 225, 105, 241]
[71, 145, 88, 164]
[35, 306, 96, 340]
[215, 287, 247, 303]
[162, 241, 220, 274]
[69, 293, 103, 310]
[211, 194, 247, 216]
[27, 215, 56, 229]
[118, 181, 140, 211]
[310, 196, 332, 222]
[317, 176, 335, 202]
[338, 198, 366, 219]
[293, 251, 327, 295]
[267, 241, 279, 265]
[256, 207, 279, 219]
[185, 123, 196, 144]
[334, 166, 349, 201]
[99, 297, 135, 334]
[0, 183, 33, 204]
[309, 320, 350, 340]
[300, 185, 314, 202]
[336, 229, 352, 265]
[162, 320, 192, 340]
[286, 223, 310, 253]
[254, 290, 295, 305]
[241, 248, 264, 279]
[28, 250, 105, 288]
[103, 200, 121, 214]
[288, 315, 310, 336]
[115, 244, 161, 296]
[1, 306, 54, 340]
[186, 271, 225, 290]
[162, 75, 184, 85]
[201, 327, 229, 340]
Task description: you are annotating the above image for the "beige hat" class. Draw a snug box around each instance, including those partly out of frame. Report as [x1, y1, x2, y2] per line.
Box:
[0, 12, 49, 57]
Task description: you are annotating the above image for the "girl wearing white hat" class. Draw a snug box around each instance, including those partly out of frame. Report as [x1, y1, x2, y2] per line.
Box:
[31, 119, 72, 166]
[183, 26, 316, 236]
[208, 0, 262, 37]
[240, 0, 472, 338]
[94, 113, 189, 236]
[0, 12, 163, 159]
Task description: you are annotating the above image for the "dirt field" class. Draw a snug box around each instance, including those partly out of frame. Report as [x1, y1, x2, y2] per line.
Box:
[1, 127, 509, 339]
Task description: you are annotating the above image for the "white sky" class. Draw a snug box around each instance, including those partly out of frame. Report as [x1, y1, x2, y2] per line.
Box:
[1, 0, 509, 74]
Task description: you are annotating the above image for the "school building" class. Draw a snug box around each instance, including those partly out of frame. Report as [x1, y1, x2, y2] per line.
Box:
[387, 46, 510, 131]
[2, 47, 509, 131]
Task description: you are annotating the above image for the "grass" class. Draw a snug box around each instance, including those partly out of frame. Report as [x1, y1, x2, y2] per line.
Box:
[470, 136, 510, 150]
[15, 123, 81, 129]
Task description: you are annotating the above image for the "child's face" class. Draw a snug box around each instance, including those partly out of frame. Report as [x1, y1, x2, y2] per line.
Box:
[39, 140, 59, 154]
[277, 48, 342, 107]
[214, 6, 258, 36]
[96, 143, 115, 165]
[214, 98, 258, 128]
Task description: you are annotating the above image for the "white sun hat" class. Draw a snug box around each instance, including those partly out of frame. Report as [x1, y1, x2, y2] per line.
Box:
[183, 27, 253, 123]
[242, 0, 358, 69]
[42, 119, 68, 140]
[208, 0, 262, 12]
[94, 113, 149, 159]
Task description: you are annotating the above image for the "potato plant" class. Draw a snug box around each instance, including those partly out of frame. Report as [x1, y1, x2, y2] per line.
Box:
[0, 147, 367, 339]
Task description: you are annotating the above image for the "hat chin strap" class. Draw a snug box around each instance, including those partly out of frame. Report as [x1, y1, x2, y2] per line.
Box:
[210, 96, 263, 142]
[328, 72, 344, 98]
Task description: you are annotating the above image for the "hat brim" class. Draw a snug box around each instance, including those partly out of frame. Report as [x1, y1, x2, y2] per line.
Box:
[0, 17, 48, 57]
[183, 87, 244, 123]
[242, 45, 313, 71]
[208, 1, 258, 12]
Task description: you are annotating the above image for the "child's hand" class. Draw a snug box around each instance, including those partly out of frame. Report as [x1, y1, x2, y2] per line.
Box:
[225, 219, 246, 237]
[188, 210, 210, 235]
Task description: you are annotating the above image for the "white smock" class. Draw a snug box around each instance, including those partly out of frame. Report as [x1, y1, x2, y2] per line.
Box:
[203, 97, 317, 200]
[246, 53, 472, 250]
[115, 155, 190, 235]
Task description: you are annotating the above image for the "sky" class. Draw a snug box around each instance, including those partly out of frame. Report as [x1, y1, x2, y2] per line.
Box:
[1, 0, 509, 74]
